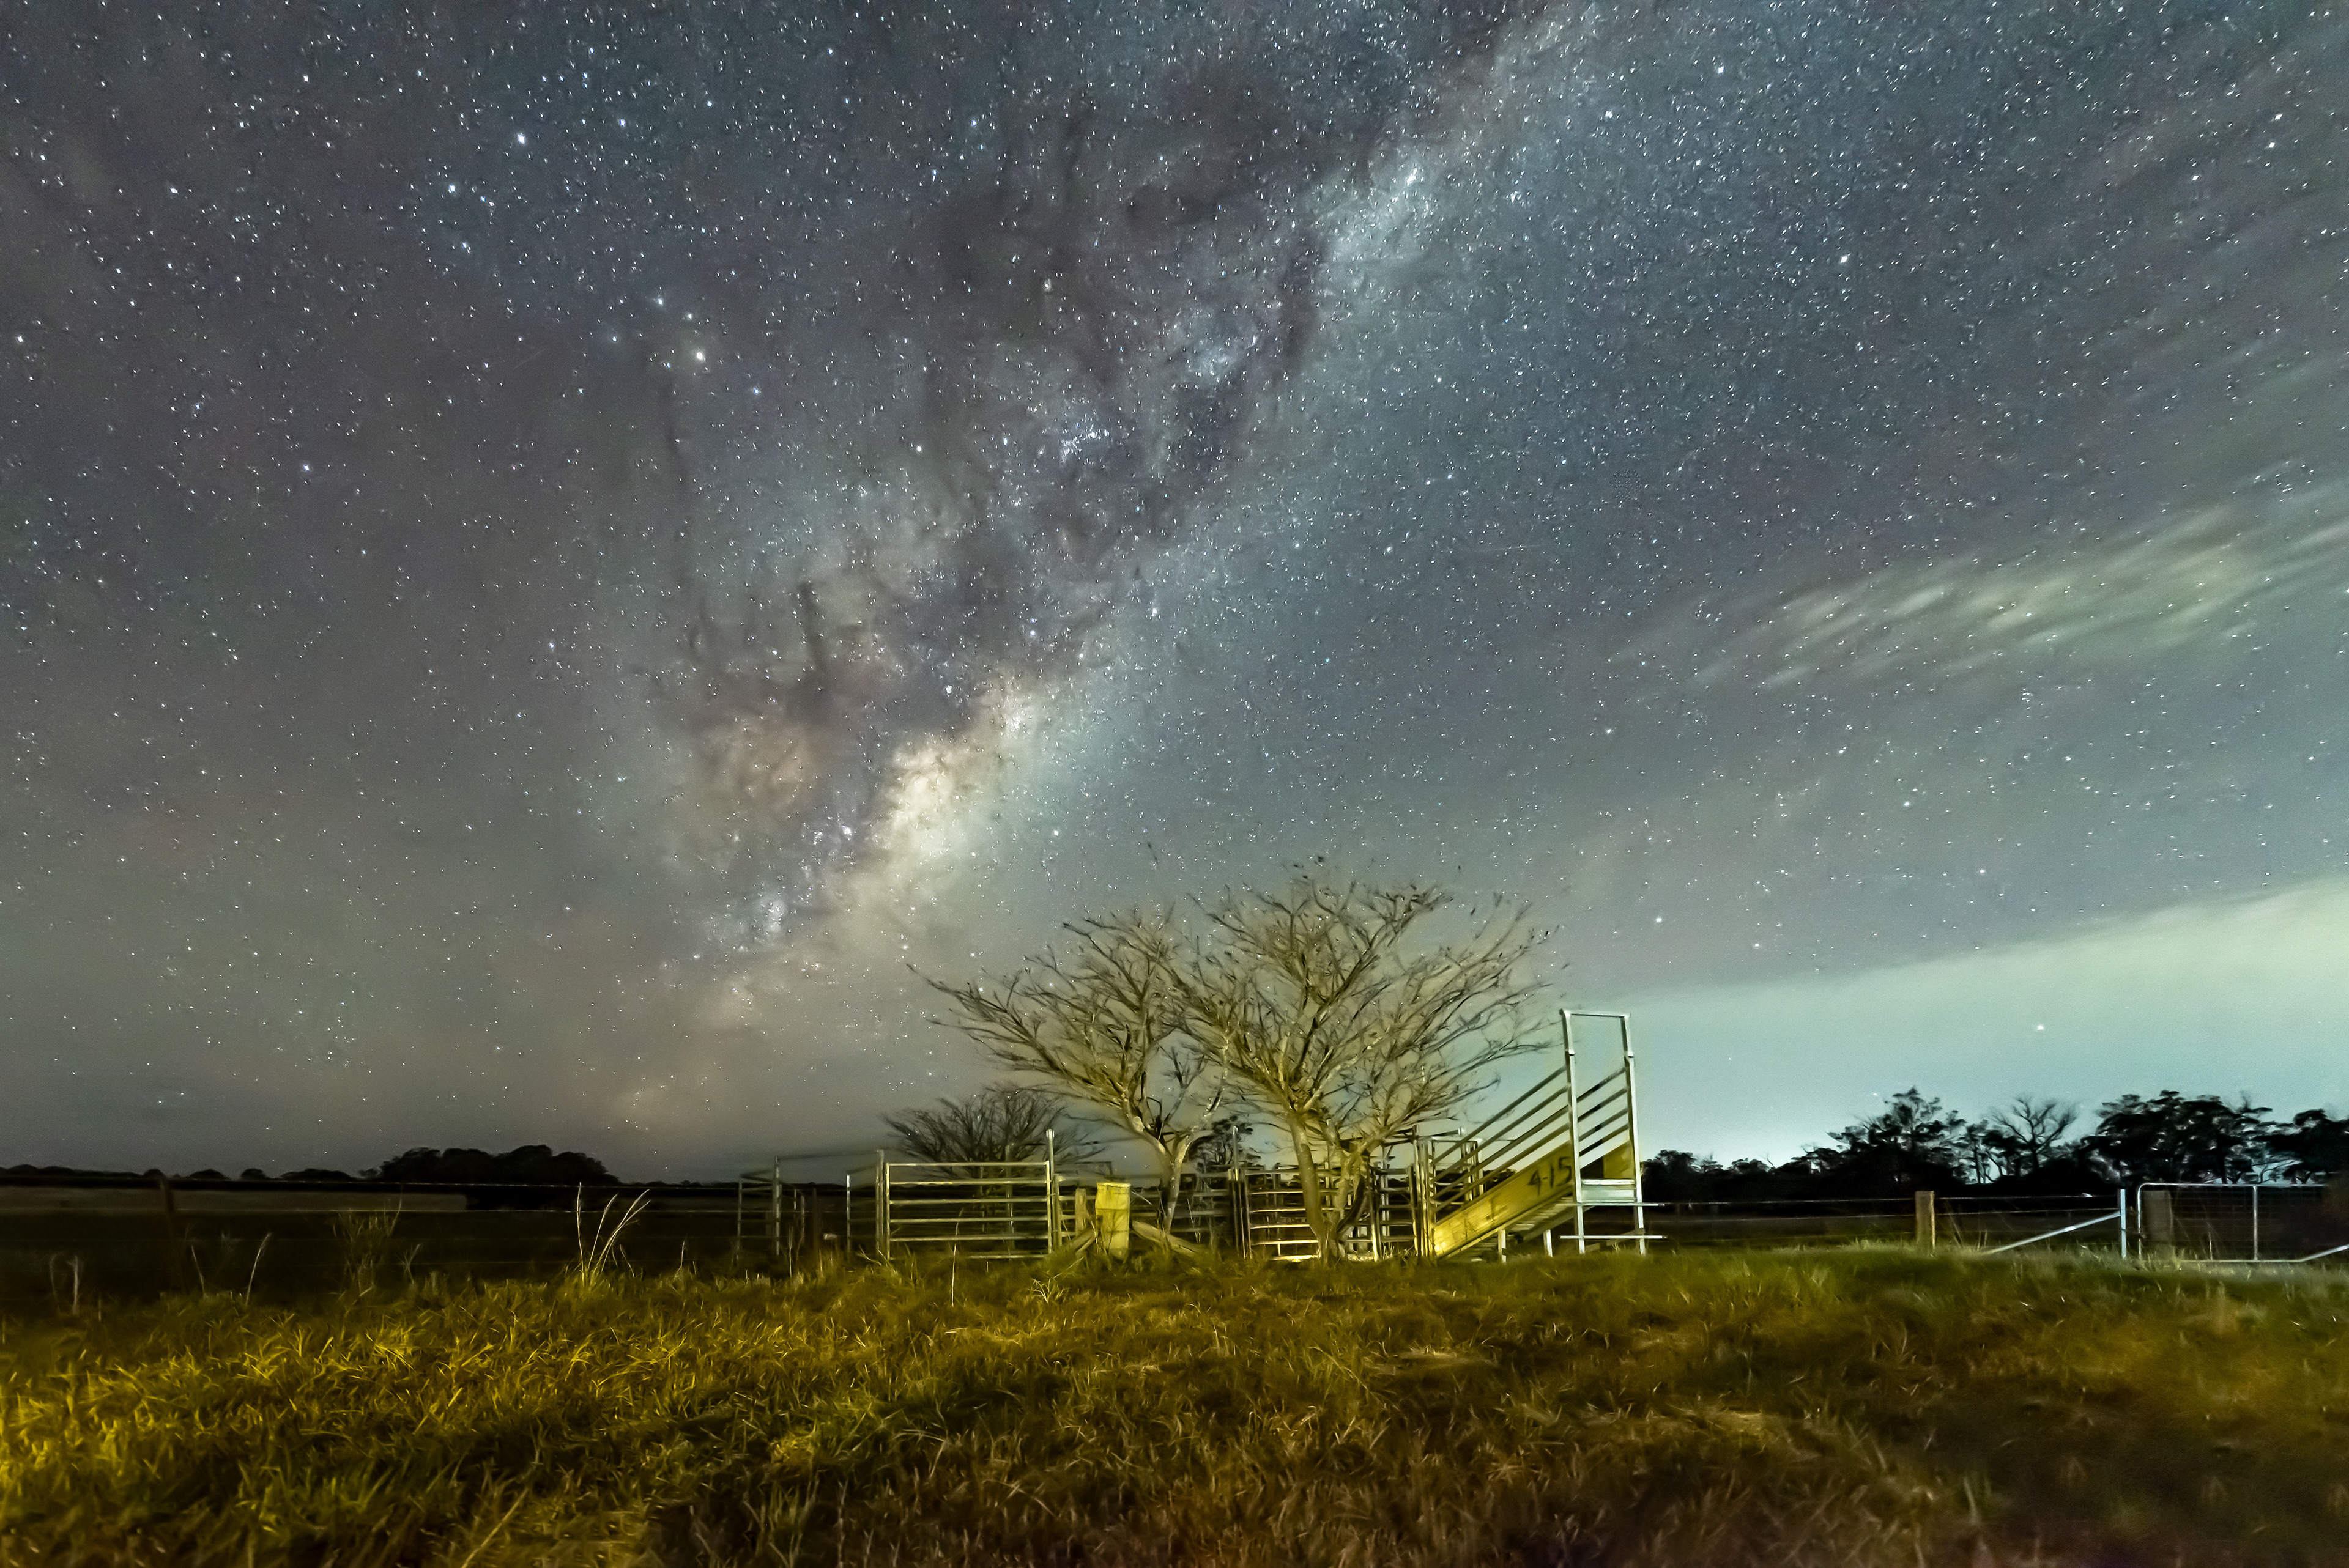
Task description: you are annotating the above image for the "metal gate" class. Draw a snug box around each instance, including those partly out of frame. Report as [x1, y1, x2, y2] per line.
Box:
[2137, 1183, 2348, 1264]
[1237, 1163, 1416, 1260]
[1238, 1168, 1320, 1260]
[873, 1158, 1061, 1260]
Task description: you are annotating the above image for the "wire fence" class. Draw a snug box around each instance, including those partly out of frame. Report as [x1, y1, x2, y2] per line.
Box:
[4, 1172, 2342, 1306]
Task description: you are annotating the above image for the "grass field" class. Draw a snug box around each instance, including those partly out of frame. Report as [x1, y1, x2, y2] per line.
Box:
[2, 1250, 2346, 1567]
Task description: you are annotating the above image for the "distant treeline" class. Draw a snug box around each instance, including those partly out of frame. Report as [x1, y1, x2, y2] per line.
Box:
[2, 1145, 616, 1189]
[13, 1096, 2347, 1211]
[1647, 1090, 2349, 1203]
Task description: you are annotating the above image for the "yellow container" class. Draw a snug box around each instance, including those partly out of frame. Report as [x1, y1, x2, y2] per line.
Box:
[1094, 1182, 1132, 1260]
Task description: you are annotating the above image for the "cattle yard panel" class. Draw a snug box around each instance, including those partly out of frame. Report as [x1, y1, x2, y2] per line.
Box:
[872, 1158, 1061, 1260]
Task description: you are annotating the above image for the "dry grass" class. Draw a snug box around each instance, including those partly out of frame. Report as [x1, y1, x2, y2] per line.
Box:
[2, 1250, 2346, 1566]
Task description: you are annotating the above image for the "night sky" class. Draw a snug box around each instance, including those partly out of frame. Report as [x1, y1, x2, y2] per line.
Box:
[5, 2, 2344, 1179]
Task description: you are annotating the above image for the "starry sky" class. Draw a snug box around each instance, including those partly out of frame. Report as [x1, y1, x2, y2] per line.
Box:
[4, 1, 2344, 1179]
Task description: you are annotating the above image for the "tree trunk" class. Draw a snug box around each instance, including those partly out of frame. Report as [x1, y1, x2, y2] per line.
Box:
[1153, 1134, 1196, 1248]
[1286, 1118, 1332, 1260]
[1319, 1148, 1378, 1261]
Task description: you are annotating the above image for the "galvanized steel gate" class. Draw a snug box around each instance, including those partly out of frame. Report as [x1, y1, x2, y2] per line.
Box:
[872, 1155, 1063, 1260]
[1234, 1167, 1417, 1261]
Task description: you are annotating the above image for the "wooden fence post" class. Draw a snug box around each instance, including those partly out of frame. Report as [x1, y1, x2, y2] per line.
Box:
[1913, 1189, 1937, 1248]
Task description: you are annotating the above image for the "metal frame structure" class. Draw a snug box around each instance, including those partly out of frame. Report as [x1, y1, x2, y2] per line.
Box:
[734, 1159, 784, 1263]
[2134, 1182, 2349, 1265]
[870, 1136, 1062, 1261]
[1416, 1010, 1656, 1258]
[733, 1161, 853, 1270]
[1982, 1191, 2131, 1257]
[1235, 1159, 1416, 1261]
[1236, 1167, 1321, 1262]
[837, 1014, 1662, 1265]
[1564, 1010, 1650, 1255]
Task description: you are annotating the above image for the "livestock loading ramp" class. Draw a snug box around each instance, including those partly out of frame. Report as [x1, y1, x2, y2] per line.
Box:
[1420, 1011, 1656, 1258]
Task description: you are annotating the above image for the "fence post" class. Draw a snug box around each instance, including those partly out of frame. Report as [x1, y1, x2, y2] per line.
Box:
[1234, 1158, 1251, 1257]
[1097, 1182, 1131, 1261]
[1412, 1139, 1431, 1258]
[2142, 1186, 2175, 1257]
[2117, 1189, 2129, 1260]
[1913, 1189, 1937, 1248]
[875, 1153, 889, 1261]
[1045, 1130, 1059, 1250]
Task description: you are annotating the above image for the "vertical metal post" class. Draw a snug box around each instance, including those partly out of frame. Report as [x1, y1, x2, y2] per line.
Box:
[1544, 1228, 1554, 1258]
[1045, 1129, 1059, 1250]
[769, 1158, 782, 1260]
[1235, 1154, 1252, 1257]
[2117, 1189, 2128, 1260]
[844, 1172, 853, 1260]
[1400, 1141, 1419, 1258]
[2251, 1183, 2260, 1262]
[1410, 1141, 1425, 1258]
[734, 1177, 744, 1261]
[875, 1152, 890, 1261]
[1622, 1015, 1646, 1256]
[1565, 1011, 1587, 1256]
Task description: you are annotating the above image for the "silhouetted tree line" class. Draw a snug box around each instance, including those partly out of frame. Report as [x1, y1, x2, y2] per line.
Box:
[1646, 1090, 2349, 1203]
[4, 1145, 617, 1193]
[368, 1145, 614, 1186]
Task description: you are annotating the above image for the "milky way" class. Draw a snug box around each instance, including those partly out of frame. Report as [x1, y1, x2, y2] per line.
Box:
[4, 2, 2343, 1174]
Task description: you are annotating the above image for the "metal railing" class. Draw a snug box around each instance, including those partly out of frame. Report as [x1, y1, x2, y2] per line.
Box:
[1233, 1165, 1416, 1261]
[2134, 1183, 2347, 1265]
[873, 1158, 1060, 1260]
[1981, 1193, 2130, 1257]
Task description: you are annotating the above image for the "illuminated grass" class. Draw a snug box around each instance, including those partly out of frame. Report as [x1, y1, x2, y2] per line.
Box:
[2, 1252, 2346, 1566]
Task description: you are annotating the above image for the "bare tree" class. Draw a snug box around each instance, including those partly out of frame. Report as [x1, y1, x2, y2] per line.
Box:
[1182, 879, 1546, 1260]
[927, 911, 1226, 1233]
[1983, 1096, 2079, 1178]
[883, 1084, 1097, 1175]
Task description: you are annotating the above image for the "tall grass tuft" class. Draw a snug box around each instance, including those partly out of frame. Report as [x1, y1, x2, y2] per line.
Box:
[2, 1252, 2345, 1565]
[329, 1207, 401, 1298]
[570, 1186, 652, 1292]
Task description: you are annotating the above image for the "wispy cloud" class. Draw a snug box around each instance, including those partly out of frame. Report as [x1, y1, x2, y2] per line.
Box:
[1652, 485, 2349, 695]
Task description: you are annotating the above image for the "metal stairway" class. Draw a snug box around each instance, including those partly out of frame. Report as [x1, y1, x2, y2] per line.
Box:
[1419, 1011, 1653, 1257]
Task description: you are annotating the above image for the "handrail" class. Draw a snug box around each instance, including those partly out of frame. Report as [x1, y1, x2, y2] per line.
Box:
[1576, 1078, 1628, 1117]
[1474, 1091, 1578, 1155]
[1450, 1068, 1567, 1149]
[1443, 1101, 1575, 1175]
